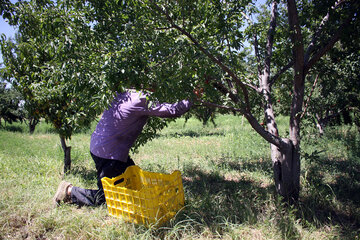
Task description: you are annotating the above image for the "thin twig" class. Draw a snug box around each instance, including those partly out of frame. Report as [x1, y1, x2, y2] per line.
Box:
[241, 11, 262, 77]
[263, 1, 278, 82]
[198, 100, 243, 113]
[300, 74, 319, 119]
[269, 60, 294, 87]
[304, 0, 349, 64]
[305, 14, 353, 74]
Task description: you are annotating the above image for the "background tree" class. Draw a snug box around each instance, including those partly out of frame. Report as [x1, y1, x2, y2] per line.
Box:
[0, 79, 24, 126]
[0, 0, 115, 173]
[1, 0, 177, 172]
[303, 41, 360, 134]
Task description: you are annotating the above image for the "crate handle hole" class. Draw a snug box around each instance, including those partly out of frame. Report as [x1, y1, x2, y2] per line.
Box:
[114, 178, 124, 185]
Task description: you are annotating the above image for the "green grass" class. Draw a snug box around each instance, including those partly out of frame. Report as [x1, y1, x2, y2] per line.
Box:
[0, 115, 359, 239]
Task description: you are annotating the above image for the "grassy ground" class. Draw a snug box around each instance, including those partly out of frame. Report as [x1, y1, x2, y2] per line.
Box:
[0, 115, 359, 239]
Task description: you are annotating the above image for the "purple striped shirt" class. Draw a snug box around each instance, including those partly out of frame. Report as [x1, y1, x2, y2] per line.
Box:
[90, 90, 192, 161]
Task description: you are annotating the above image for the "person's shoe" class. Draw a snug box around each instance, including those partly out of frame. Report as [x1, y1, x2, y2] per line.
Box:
[53, 181, 72, 207]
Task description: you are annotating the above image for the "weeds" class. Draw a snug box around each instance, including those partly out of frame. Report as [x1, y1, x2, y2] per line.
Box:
[0, 115, 359, 239]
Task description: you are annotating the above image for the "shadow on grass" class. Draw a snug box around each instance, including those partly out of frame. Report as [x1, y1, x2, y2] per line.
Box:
[70, 165, 98, 184]
[327, 128, 360, 162]
[69, 144, 359, 239]
[223, 156, 274, 176]
[176, 160, 280, 237]
[176, 154, 360, 239]
[300, 149, 360, 239]
[0, 125, 24, 133]
[181, 166, 273, 223]
[161, 130, 225, 138]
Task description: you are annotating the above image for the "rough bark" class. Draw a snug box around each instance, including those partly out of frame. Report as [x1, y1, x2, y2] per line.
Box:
[60, 136, 71, 174]
[261, 1, 279, 140]
[270, 0, 304, 201]
[272, 138, 300, 202]
[287, 0, 305, 148]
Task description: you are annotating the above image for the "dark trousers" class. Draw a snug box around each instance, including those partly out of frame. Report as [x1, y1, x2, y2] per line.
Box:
[70, 152, 135, 207]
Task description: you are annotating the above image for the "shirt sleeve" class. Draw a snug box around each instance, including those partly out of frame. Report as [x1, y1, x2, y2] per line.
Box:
[144, 100, 193, 118]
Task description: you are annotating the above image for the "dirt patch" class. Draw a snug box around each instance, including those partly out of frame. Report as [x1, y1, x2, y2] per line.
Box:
[2, 215, 29, 239]
[29, 135, 53, 140]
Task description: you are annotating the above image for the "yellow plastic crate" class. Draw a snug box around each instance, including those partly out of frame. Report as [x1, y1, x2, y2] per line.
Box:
[101, 165, 184, 226]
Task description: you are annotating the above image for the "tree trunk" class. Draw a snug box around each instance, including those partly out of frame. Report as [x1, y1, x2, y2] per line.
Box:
[245, 110, 300, 202]
[314, 113, 324, 136]
[28, 118, 39, 134]
[271, 138, 300, 202]
[60, 136, 71, 174]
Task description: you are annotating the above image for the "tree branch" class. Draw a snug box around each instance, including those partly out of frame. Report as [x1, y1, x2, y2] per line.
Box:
[148, 1, 285, 148]
[148, 0, 251, 112]
[254, 35, 262, 77]
[241, 11, 262, 77]
[263, 1, 278, 83]
[243, 111, 285, 149]
[212, 81, 241, 104]
[199, 100, 285, 148]
[300, 74, 319, 119]
[244, 81, 261, 93]
[199, 100, 242, 113]
[287, 0, 305, 146]
[304, 14, 354, 74]
[269, 60, 294, 87]
[225, 34, 236, 91]
[304, 0, 349, 64]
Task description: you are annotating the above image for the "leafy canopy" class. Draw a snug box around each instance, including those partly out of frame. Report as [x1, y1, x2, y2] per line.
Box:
[1, 0, 115, 138]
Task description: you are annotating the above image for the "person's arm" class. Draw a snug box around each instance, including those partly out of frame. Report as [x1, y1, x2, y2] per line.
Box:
[145, 100, 193, 118]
